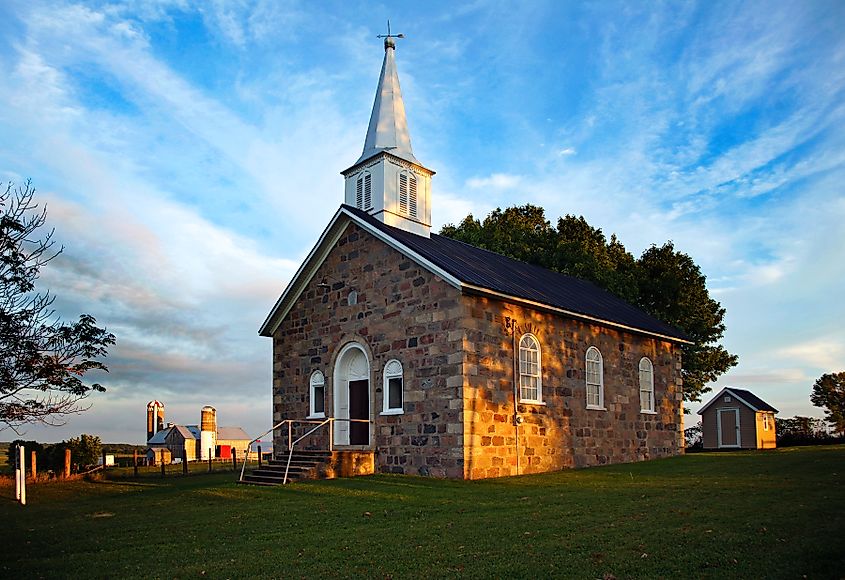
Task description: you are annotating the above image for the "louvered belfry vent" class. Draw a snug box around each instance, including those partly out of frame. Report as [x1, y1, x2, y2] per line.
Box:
[355, 173, 373, 210]
[408, 173, 417, 218]
[356, 175, 363, 209]
[363, 173, 372, 209]
[399, 172, 408, 214]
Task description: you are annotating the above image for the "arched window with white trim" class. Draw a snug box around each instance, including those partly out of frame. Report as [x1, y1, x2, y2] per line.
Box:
[309, 370, 325, 418]
[586, 347, 604, 409]
[382, 359, 404, 414]
[639, 357, 655, 413]
[519, 334, 542, 403]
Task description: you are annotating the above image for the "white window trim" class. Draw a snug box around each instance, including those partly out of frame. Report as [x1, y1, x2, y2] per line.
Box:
[762, 413, 770, 431]
[308, 370, 326, 419]
[518, 333, 543, 404]
[585, 346, 605, 410]
[639, 357, 655, 413]
[381, 359, 404, 415]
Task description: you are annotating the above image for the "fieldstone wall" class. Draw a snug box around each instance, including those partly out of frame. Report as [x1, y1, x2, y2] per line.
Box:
[271, 220, 684, 480]
[271, 222, 466, 477]
[461, 296, 683, 479]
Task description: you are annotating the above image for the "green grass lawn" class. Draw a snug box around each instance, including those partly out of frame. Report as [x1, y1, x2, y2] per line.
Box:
[2, 446, 843, 579]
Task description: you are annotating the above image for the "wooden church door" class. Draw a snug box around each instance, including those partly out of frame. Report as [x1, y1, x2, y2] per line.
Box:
[349, 379, 369, 445]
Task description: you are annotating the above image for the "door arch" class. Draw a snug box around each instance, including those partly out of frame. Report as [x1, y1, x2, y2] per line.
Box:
[333, 342, 371, 446]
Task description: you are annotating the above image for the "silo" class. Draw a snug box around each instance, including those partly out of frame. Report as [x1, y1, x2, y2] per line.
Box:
[146, 401, 165, 442]
[200, 406, 217, 460]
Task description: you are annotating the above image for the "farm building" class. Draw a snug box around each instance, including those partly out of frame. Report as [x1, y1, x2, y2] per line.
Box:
[258, 36, 690, 481]
[146, 404, 251, 463]
[145, 446, 171, 466]
[698, 387, 778, 450]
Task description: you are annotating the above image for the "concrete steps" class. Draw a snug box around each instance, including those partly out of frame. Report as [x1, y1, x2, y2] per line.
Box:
[238, 450, 333, 486]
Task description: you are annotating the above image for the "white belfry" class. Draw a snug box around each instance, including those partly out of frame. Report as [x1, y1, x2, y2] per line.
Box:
[342, 34, 435, 237]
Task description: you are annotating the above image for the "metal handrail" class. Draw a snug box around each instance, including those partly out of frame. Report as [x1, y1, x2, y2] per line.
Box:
[282, 418, 372, 484]
[239, 418, 287, 482]
[283, 418, 332, 484]
[239, 417, 372, 484]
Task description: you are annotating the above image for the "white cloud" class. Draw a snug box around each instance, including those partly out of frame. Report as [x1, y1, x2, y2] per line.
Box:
[776, 339, 845, 371]
[465, 173, 522, 190]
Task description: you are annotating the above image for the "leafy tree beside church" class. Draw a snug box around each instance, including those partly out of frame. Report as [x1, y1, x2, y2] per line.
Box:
[441, 204, 737, 404]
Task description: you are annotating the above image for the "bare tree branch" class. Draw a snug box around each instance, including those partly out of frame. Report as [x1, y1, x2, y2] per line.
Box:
[0, 180, 115, 431]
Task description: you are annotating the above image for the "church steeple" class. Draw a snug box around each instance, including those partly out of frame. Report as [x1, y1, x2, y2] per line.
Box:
[356, 35, 419, 167]
[342, 27, 434, 238]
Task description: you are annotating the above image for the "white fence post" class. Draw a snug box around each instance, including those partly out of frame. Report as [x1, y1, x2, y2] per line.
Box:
[18, 445, 27, 506]
[15, 444, 21, 501]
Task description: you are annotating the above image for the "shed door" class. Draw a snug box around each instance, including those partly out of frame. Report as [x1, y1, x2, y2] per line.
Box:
[718, 408, 741, 448]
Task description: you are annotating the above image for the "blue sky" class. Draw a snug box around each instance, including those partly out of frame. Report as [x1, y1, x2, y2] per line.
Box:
[1, 0, 843, 443]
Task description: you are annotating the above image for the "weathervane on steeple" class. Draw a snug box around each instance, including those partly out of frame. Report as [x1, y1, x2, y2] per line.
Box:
[377, 20, 404, 50]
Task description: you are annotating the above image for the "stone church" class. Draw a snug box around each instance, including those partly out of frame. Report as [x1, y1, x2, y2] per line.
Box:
[260, 35, 688, 480]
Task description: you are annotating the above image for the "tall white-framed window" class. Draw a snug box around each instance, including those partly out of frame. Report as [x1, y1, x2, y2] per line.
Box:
[309, 370, 325, 418]
[763, 413, 770, 431]
[519, 334, 542, 403]
[382, 359, 404, 415]
[398, 171, 417, 218]
[356, 172, 372, 210]
[586, 346, 604, 409]
[639, 357, 655, 413]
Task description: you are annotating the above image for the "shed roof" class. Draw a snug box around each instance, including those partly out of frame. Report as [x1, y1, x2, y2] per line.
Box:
[698, 387, 779, 415]
[217, 426, 250, 441]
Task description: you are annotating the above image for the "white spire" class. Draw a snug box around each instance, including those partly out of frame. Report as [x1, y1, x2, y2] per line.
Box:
[355, 36, 419, 166]
[342, 29, 434, 238]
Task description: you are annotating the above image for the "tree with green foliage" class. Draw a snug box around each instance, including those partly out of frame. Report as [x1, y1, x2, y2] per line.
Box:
[810, 372, 845, 435]
[66, 433, 102, 469]
[775, 415, 839, 446]
[441, 204, 737, 403]
[0, 181, 115, 431]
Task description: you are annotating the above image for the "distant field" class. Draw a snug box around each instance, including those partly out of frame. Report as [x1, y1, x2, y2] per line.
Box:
[2, 446, 843, 578]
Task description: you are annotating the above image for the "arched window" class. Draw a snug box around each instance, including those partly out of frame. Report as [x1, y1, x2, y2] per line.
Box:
[382, 359, 404, 414]
[519, 334, 542, 403]
[309, 370, 325, 418]
[356, 172, 372, 210]
[398, 171, 417, 218]
[639, 357, 655, 413]
[586, 347, 604, 409]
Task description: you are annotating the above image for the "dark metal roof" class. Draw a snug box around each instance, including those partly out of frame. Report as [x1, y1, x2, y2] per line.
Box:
[697, 387, 779, 414]
[726, 388, 778, 413]
[343, 205, 689, 342]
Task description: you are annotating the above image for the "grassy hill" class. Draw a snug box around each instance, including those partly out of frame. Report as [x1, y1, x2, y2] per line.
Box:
[2, 445, 843, 578]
